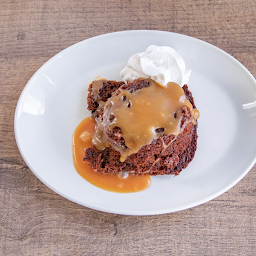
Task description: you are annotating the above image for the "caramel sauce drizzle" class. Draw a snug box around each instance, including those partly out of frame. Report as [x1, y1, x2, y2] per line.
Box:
[72, 117, 151, 193]
[105, 79, 199, 161]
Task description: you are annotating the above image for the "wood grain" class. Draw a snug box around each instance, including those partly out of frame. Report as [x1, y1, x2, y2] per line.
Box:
[1, 0, 256, 255]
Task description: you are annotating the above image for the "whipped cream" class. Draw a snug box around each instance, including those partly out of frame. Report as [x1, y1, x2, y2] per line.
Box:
[120, 45, 191, 87]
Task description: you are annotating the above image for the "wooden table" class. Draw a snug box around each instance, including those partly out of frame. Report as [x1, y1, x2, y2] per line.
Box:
[1, 0, 256, 255]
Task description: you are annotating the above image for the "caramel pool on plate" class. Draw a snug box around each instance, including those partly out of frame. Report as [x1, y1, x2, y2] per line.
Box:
[72, 117, 151, 193]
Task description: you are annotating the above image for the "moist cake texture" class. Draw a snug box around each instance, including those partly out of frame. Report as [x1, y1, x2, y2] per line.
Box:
[84, 79, 198, 176]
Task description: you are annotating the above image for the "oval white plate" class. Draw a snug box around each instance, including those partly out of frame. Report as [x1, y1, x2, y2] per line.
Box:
[15, 30, 256, 215]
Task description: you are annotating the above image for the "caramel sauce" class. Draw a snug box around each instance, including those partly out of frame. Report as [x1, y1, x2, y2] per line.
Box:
[104, 79, 199, 161]
[72, 117, 151, 193]
[91, 79, 105, 95]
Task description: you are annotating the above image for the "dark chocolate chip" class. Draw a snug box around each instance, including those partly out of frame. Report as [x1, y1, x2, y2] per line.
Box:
[109, 114, 115, 122]
[155, 128, 165, 133]
[174, 112, 177, 118]
[127, 102, 131, 108]
[121, 95, 126, 101]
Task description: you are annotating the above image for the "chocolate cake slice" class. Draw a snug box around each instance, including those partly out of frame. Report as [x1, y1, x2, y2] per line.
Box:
[84, 79, 198, 176]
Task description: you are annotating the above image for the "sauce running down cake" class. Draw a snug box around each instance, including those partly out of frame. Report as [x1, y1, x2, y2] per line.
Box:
[84, 78, 199, 176]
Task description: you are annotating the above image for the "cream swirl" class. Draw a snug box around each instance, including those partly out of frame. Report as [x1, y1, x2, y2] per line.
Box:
[120, 45, 191, 87]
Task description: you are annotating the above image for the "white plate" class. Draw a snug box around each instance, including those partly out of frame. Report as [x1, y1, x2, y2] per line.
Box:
[15, 30, 256, 215]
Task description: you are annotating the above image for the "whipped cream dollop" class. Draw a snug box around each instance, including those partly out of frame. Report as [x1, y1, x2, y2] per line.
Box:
[120, 45, 191, 87]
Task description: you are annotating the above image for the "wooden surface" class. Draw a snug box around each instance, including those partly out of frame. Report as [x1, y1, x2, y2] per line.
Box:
[1, 0, 256, 255]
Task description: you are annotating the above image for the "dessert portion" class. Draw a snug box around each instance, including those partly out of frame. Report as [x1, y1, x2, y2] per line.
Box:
[84, 46, 199, 176]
